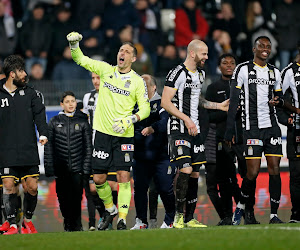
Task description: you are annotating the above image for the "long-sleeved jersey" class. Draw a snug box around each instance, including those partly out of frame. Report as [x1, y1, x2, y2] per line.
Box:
[71, 47, 150, 138]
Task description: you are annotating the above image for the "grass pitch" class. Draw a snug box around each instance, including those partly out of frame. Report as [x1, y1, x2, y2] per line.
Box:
[1, 224, 299, 250]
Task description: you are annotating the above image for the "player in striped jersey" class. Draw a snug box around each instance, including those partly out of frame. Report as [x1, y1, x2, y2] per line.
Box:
[161, 40, 229, 229]
[225, 36, 300, 225]
[279, 42, 300, 222]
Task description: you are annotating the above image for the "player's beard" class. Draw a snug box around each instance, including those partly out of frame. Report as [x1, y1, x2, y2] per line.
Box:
[195, 55, 205, 68]
[13, 75, 28, 88]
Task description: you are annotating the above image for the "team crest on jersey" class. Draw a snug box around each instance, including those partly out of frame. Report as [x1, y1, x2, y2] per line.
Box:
[151, 103, 157, 113]
[121, 144, 134, 151]
[269, 69, 275, 79]
[247, 139, 263, 146]
[75, 124, 80, 131]
[19, 90, 25, 96]
[175, 140, 191, 148]
[124, 80, 131, 88]
[199, 72, 204, 82]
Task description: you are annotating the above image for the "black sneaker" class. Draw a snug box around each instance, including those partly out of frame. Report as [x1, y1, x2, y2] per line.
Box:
[217, 217, 233, 226]
[117, 219, 127, 230]
[98, 207, 118, 230]
[244, 210, 260, 225]
[270, 216, 284, 224]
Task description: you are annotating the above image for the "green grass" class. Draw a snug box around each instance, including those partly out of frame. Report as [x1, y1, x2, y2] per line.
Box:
[1, 224, 299, 250]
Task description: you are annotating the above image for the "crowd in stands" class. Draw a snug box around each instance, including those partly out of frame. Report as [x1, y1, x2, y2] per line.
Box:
[1, 0, 300, 96]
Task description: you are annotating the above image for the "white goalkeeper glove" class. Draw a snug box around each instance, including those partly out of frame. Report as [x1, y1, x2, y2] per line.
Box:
[66, 32, 83, 49]
[112, 115, 138, 134]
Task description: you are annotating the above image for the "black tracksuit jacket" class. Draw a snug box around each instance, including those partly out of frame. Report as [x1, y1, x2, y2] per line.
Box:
[0, 78, 48, 168]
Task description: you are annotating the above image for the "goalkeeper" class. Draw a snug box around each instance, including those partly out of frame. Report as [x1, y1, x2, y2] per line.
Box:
[67, 32, 150, 230]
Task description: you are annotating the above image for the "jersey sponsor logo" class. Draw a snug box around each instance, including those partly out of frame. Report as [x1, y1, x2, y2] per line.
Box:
[92, 149, 109, 159]
[248, 78, 275, 85]
[175, 140, 191, 148]
[86, 104, 96, 111]
[194, 144, 205, 153]
[247, 139, 263, 146]
[0, 98, 9, 108]
[184, 83, 200, 89]
[217, 90, 226, 94]
[167, 65, 181, 82]
[270, 137, 282, 145]
[103, 82, 130, 96]
[121, 144, 134, 151]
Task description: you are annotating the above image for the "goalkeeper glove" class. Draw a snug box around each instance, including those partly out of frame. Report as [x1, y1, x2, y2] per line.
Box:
[112, 115, 138, 134]
[66, 32, 83, 49]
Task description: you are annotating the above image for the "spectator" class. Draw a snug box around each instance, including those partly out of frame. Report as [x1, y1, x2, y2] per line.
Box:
[131, 43, 153, 75]
[19, 3, 52, 73]
[174, 0, 209, 56]
[0, 1, 18, 61]
[52, 46, 90, 92]
[50, 5, 75, 66]
[157, 44, 181, 77]
[103, 0, 139, 41]
[275, 0, 300, 70]
[81, 15, 105, 58]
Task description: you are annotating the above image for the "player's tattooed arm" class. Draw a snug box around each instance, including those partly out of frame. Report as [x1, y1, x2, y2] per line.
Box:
[199, 96, 229, 111]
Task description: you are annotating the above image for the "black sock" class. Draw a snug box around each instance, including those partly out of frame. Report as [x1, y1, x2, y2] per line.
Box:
[23, 192, 38, 219]
[92, 194, 105, 217]
[112, 191, 118, 206]
[16, 194, 22, 224]
[241, 177, 256, 207]
[175, 172, 190, 213]
[185, 177, 198, 222]
[3, 193, 18, 225]
[269, 174, 281, 214]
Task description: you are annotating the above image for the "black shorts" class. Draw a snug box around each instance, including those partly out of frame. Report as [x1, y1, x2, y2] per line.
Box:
[92, 131, 134, 172]
[0, 165, 40, 182]
[168, 133, 206, 172]
[295, 128, 300, 157]
[243, 126, 283, 159]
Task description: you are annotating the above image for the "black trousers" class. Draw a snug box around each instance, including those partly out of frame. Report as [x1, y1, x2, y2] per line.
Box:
[289, 159, 300, 220]
[55, 171, 83, 231]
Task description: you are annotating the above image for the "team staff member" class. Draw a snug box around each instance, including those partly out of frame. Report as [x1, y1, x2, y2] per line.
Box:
[205, 54, 242, 225]
[0, 55, 48, 235]
[225, 36, 300, 225]
[44, 91, 92, 232]
[279, 42, 300, 223]
[161, 39, 229, 229]
[67, 32, 150, 230]
[131, 74, 176, 230]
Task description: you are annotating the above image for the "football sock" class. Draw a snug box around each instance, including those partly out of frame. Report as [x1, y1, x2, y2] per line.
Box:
[3, 193, 17, 225]
[175, 172, 190, 213]
[269, 174, 281, 214]
[240, 177, 255, 207]
[23, 192, 37, 220]
[16, 194, 22, 224]
[185, 177, 198, 222]
[118, 182, 131, 220]
[95, 181, 114, 209]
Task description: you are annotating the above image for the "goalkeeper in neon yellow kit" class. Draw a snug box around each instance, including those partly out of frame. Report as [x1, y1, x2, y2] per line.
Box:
[67, 32, 150, 230]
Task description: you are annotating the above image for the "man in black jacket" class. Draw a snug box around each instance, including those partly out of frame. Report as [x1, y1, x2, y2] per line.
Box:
[44, 91, 93, 231]
[0, 55, 48, 235]
[205, 54, 245, 225]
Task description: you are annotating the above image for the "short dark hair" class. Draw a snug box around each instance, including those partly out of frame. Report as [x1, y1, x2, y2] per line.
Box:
[254, 36, 271, 46]
[3, 55, 25, 78]
[218, 53, 237, 66]
[122, 42, 137, 57]
[61, 91, 76, 103]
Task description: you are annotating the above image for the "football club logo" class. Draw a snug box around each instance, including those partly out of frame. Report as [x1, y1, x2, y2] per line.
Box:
[269, 70, 275, 79]
[124, 80, 131, 88]
[124, 153, 130, 162]
[199, 73, 204, 82]
[248, 146, 253, 156]
[177, 146, 183, 155]
[75, 124, 80, 131]
[19, 90, 25, 96]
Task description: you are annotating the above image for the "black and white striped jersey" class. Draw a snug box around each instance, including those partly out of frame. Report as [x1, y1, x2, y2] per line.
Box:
[281, 62, 300, 129]
[83, 89, 98, 126]
[226, 60, 282, 134]
[165, 63, 205, 135]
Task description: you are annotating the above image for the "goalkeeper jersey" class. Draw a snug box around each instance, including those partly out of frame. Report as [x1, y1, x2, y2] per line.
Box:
[71, 47, 150, 137]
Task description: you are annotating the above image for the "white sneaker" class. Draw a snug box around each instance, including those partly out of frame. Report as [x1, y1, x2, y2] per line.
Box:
[89, 226, 96, 231]
[130, 218, 148, 230]
[160, 221, 173, 229]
